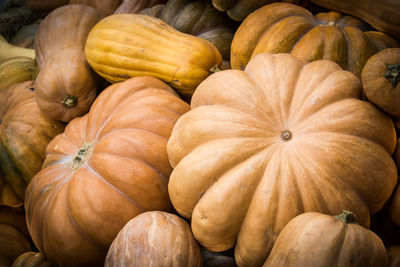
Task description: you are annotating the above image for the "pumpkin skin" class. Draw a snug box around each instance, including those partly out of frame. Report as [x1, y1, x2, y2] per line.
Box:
[0, 57, 37, 90]
[136, 0, 235, 68]
[85, 14, 222, 97]
[34, 4, 104, 122]
[263, 211, 387, 267]
[114, 0, 167, 14]
[12, 252, 55, 267]
[0, 207, 32, 266]
[309, 0, 400, 40]
[0, 81, 64, 207]
[230, 3, 399, 77]
[69, 0, 123, 15]
[167, 53, 397, 267]
[10, 20, 41, 49]
[387, 246, 400, 267]
[361, 48, 400, 117]
[25, 76, 189, 267]
[105, 211, 202, 267]
[0, 35, 35, 64]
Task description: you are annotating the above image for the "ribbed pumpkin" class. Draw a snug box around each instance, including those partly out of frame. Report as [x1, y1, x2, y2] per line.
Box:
[135, 0, 235, 67]
[114, 0, 167, 14]
[167, 53, 397, 266]
[69, 0, 123, 15]
[361, 48, 400, 117]
[0, 57, 37, 90]
[34, 4, 104, 122]
[12, 252, 56, 267]
[85, 13, 222, 97]
[0, 81, 64, 207]
[0, 207, 32, 266]
[387, 246, 400, 267]
[105, 211, 202, 267]
[264, 211, 387, 266]
[231, 3, 399, 77]
[25, 76, 189, 267]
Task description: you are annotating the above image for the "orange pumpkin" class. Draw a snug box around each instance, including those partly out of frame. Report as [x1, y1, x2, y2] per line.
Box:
[34, 4, 104, 122]
[264, 211, 387, 266]
[25, 76, 189, 267]
[167, 53, 397, 266]
[231, 3, 399, 77]
[105, 211, 202, 267]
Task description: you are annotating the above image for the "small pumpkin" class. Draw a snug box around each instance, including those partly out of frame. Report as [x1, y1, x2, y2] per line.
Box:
[0, 35, 35, 64]
[361, 48, 400, 117]
[264, 211, 387, 266]
[85, 13, 222, 97]
[0, 57, 38, 90]
[0, 207, 32, 266]
[167, 53, 397, 266]
[69, 0, 123, 15]
[25, 76, 189, 267]
[12, 252, 56, 267]
[135, 0, 236, 68]
[34, 4, 104, 122]
[231, 3, 399, 77]
[10, 20, 41, 49]
[0, 81, 64, 207]
[105, 211, 202, 267]
[387, 246, 400, 267]
[114, 0, 167, 14]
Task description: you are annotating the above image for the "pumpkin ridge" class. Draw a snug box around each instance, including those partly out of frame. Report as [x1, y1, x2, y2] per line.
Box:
[335, 218, 350, 265]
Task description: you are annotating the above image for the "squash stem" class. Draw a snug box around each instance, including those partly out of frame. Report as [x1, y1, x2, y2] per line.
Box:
[385, 63, 400, 87]
[72, 143, 92, 170]
[334, 210, 358, 224]
[61, 94, 78, 108]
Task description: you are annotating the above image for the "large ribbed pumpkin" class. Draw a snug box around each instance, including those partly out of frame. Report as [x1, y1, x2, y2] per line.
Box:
[231, 3, 399, 77]
[167, 53, 397, 267]
[34, 4, 104, 122]
[0, 81, 64, 207]
[85, 14, 222, 97]
[25, 76, 189, 267]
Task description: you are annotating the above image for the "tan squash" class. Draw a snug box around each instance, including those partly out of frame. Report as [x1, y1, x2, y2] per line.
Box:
[264, 211, 387, 266]
[114, 0, 167, 14]
[167, 53, 397, 266]
[34, 4, 104, 122]
[361, 48, 400, 117]
[25, 76, 189, 267]
[0, 35, 35, 64]
[105, 211, 202, 267]
[85, 13, 222, 97]
[0, 57, 37, 90]
[231, 3, 399, 77]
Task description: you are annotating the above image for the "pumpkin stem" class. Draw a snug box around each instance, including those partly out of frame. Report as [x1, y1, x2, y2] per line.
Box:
[334, 210, 358, 224]
[72, 143, 92, 170]
[61, 94, 78, 108]
[385, 63, 400, 87]
[209, 64, 221, 73]
[280, 130, 292, 141]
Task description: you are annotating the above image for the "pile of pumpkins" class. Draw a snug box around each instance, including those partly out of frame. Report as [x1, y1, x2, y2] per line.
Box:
[1, 0, 400, 266]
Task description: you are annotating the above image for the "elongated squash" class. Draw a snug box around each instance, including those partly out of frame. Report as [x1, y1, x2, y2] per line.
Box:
[85, 14, 222, 97]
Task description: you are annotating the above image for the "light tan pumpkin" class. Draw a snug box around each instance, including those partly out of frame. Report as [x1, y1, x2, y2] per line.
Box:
[105, 211, 202, 267]
[167, 53, 397, 266]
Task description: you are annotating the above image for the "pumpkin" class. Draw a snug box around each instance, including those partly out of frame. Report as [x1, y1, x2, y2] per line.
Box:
[114, 0, 167, 14]
[167, 53, 397, 266]
[387, 246, 400, 267]
[85, 13, 222, 97]
[0, 35, 35, 63]
[0, 207, 32, 266]
[202, 249, 237, 267]
[25, 76, 189, 267]
[0, 81, 64, 207]
[69, 0, 123, 15]
[309, 0, 400, 40]
[0, 57, 38, 90]
[10, 20, 41, 49]
[390, 184, 400, 226]
[34, 5, 104, 123]
[135, 0, 236, 69]
[264, 211, 387, 266]
[12, 252, 56, 267]
[105, 211, 202, 267]
[361, 48, 400, 117]
[230, 3, 399, 77]
[25, 0, 68, 11]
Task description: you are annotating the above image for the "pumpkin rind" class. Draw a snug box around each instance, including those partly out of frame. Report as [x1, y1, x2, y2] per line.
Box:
[167, 53, 397, 266]
[105, 211, 202, 267]
[231, 3, 399, 77]
[361, 48, 400, 117]
[114, 0, 167, 14]
[69, 0, 123, 15]
[34, 4, 104, 122]
[263, 211, 387, 266]
[0, 57, 37, 90]
[12, 251, 55, 267]
[25, 76, 189, 267]
[85, 13, 222, 97]
[0, 81, 64, 207]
